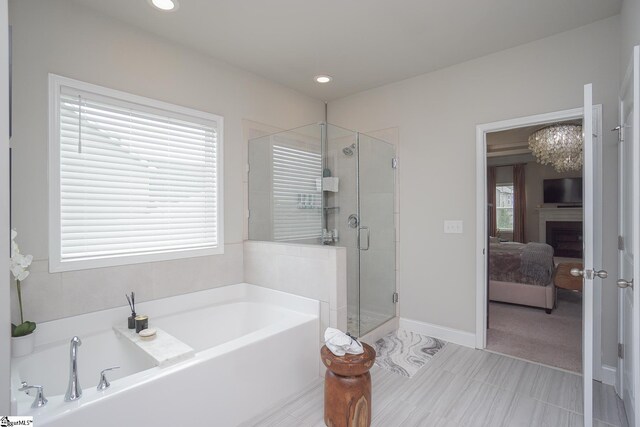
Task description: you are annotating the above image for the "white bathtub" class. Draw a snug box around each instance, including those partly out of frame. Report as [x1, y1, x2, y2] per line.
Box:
[11, 283, 320, 426]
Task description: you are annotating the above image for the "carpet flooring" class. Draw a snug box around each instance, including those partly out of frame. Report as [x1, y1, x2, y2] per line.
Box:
[487, 288, 582, 373]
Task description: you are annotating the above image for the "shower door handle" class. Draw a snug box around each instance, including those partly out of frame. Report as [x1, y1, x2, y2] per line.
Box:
[358, 226, 370, 251]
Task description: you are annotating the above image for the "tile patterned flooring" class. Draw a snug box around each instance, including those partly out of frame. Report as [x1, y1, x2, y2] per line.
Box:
[245, 344, 628, 427]
[347, 309, 389, 337]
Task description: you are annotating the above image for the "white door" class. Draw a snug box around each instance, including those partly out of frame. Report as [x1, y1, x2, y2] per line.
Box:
[574, 83, 606, 427]
[618, 45, 640, 427]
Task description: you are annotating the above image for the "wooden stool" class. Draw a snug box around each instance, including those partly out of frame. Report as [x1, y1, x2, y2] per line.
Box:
[321, 343, 376, 427]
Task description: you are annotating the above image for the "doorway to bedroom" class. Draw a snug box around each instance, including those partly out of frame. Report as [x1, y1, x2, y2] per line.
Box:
[484, 120, 584, 373]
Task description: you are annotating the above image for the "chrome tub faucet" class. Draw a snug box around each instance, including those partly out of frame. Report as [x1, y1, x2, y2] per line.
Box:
[64, 336, 82, 401]
[19, 383, 47, 408]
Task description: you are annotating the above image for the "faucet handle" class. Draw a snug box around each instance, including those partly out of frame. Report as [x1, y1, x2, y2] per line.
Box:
[96, 366, 120, 390]
[18, 384, 48, 408]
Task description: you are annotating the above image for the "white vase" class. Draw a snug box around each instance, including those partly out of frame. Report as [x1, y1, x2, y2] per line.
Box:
[11, 333, 35, 358]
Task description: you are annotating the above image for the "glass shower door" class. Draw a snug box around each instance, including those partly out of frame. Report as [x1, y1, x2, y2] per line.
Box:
[357, 134, 396, 335]
[324, 125, 360, 335]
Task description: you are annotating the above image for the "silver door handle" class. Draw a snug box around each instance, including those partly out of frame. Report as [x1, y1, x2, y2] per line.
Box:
[570, 268, 584, 277]
[358, 226, 370, 251]
[570, 268, 608, 279]
[594, 270, 608, 279]
[617, 279, 634, 289]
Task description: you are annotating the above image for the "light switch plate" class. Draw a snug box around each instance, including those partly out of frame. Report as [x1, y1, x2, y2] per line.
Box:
[444, 220, 463, 234]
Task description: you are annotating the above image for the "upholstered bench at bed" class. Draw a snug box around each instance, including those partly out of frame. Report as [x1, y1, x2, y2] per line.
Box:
[489, 280, 555, 314]
[489, 241, 557, 314]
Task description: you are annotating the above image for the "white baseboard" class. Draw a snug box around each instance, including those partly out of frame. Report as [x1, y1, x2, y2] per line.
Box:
[601, 364, 617, 387]
[400, 317, 476, 348]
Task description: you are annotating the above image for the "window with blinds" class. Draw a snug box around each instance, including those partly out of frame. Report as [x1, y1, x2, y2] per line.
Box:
[496, 184, 514, 231]
[49, 75, 223, 272]
[272, 144, 322, 242]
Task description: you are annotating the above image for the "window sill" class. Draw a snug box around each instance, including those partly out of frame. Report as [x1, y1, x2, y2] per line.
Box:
[49, 245, 225, 273]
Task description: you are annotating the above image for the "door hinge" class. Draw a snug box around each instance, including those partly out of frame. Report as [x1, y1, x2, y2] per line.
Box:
[618, 235, 625, 251]
[392, 158, 398, 169]
[618, 343, 624, 359]
[392, 292, 399, 304]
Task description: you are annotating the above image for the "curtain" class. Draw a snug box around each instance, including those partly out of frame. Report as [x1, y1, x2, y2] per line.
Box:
[513, 164, 526, 243]
[487, 166, 497, 237]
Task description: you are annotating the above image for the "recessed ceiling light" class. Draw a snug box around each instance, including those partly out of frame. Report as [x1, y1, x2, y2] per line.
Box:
[149, 0, 178, 11]
[315, 75, 332, 84]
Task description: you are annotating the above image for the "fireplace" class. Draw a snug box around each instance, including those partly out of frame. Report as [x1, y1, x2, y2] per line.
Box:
[546, 221, 583, 258]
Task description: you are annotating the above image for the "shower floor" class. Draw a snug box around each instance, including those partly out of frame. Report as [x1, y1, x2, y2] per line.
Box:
[348, 309, 391, 337]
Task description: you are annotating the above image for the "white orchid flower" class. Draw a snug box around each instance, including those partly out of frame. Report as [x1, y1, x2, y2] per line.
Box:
[11, 268, 29, 281]
[17, 253, 33, 268]
[9, 229, 32, 281]
[9, 229, 35, 332]
[10, 229, 17, 258]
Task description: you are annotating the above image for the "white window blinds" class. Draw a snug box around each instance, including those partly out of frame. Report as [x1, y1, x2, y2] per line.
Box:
[50, 75, 223, 271]
[272, 144, 322, 242]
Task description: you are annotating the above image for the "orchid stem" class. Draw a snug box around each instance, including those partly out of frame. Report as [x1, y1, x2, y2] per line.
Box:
[16, 279, 24, 325]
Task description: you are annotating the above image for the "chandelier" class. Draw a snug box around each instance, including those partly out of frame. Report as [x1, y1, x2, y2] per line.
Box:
[528, 124, 583, 173]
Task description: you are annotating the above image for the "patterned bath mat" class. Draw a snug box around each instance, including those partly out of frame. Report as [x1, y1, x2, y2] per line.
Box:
[374, 329, 446, 378]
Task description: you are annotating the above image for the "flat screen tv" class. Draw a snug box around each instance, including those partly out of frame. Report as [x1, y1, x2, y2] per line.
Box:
[543, 178, 583, 204]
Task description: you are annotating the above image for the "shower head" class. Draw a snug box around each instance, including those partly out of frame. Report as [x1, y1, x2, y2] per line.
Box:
[342, 143, 356, 156]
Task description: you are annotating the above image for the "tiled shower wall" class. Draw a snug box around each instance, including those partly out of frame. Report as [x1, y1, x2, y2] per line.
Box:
[243, 240, 347, 347]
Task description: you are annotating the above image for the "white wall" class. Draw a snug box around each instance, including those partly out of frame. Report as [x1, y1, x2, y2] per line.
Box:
[1, 0, 11, 413]
[328, 17, 622, 365]
[8, 0, 323, 322]
[621, 0, 640, 68]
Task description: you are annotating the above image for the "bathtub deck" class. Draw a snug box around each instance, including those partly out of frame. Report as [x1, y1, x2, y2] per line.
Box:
[113, 326, 195, 367]
[243, 343, 628, 427]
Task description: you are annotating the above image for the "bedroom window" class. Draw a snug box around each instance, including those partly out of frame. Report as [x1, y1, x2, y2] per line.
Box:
[49, 74, 224, 272]
[496, 184, 514, 231]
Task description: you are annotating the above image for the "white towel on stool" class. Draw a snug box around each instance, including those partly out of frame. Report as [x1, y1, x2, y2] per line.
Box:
[324, 328, 364, 356]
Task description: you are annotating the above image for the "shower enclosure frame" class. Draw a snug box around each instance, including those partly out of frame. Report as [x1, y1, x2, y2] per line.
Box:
[248, 122, 397, 337]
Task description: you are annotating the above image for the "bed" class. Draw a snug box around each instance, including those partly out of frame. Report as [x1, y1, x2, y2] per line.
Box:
[489, 241, 556, 313]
